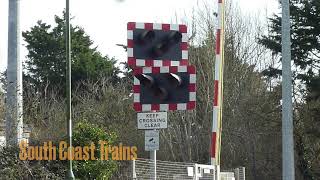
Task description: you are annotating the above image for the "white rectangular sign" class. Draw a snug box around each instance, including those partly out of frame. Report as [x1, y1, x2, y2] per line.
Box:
[145, 130, 159, 151]
[187, 167, 194, 176]
[203, 168, 211, 174]
[137, 112, 167, 130]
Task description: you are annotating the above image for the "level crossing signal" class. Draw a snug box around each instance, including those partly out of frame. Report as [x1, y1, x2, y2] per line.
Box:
[127, 22, 189, 67]
[133, 66, 196, 112]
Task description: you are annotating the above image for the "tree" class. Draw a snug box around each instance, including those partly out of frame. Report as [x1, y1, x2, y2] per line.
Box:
[22, 13, 120, 95]
[259, 0, 320, 83]
[296, 74, 320, 179]
[155, 2, 285, 179]
[259, 1, 320, 179]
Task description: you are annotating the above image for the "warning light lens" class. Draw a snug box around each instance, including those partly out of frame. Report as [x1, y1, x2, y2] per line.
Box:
[135, 74, 154, 88]
[151, 31, 182, 57]
[167, 31, 182, 44]
[167, 73, 182, 87]
[152, 42, 169, 57]
[138, 30, 155, 44]
[153, 87, 168, 100]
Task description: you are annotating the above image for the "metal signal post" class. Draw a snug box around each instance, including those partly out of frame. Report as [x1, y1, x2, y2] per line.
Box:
[6, 0, 23, 146]
[66, 0, 75, 179]
[281, 0, 295, 179]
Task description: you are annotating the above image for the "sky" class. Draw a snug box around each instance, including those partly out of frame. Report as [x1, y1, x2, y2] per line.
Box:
[0, 0, 279, 72]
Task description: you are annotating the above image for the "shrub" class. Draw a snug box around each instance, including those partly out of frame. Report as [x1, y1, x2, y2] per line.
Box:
[0, 122, 118, 180]
[72, 121, 118, 180]
[0, 146, 64, 179]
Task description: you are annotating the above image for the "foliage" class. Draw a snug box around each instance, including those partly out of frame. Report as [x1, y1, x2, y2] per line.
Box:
[306, 75, 320, 102]
[72, 121, 118, 180]
[0, 146, 65, 179]
[5, 1, 320, 179]
[298, 112, 320, 179]
[259, 0, 320, 83]
[155, 3, 284, 179]
[20, 78, 136, 179]
[259, 1, 320, 179]
[296, 78, 320, 179]
[22, 12, 120, 95]
[0, 122, 118, 180]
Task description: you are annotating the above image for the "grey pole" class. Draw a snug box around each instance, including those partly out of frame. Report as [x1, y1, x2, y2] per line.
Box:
[66, 0, 75, 179]
[281, 0, 295, 180]
[150, 140, 156, 180]
[6, 0, 23, 146]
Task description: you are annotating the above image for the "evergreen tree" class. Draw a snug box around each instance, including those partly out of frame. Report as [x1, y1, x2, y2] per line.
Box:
[259, 0, 320, 83]
[260, 1, 320, 179]
[22, 13, 120, 94]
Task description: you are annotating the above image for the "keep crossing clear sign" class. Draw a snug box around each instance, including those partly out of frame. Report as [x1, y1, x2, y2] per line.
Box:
[137, 112, 167, 130]
[145, 130, 159, 151]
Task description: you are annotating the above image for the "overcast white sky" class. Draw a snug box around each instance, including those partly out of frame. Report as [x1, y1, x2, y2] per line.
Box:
[0, 0, 279, 72]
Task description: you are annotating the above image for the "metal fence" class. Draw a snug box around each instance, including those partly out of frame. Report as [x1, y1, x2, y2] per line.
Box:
[114, 158, 245, 180]
[220, 172, 235, 180]
[132, 158, 217, 180]
[133, 158, 195, 179]
[234, 167, 245, 180]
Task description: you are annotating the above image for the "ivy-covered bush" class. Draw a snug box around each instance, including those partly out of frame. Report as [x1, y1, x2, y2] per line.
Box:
[0, 121, 118, 180]
[0, 146, 65, 179]
[72, 121, 118, 179]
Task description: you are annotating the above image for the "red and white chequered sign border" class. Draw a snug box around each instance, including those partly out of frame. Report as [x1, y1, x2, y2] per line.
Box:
[127, 22, 188, 67]
[133, 65, 196, 112]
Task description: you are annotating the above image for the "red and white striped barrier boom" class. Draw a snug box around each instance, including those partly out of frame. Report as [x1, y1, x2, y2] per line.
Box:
[211, 0, 225, 166]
